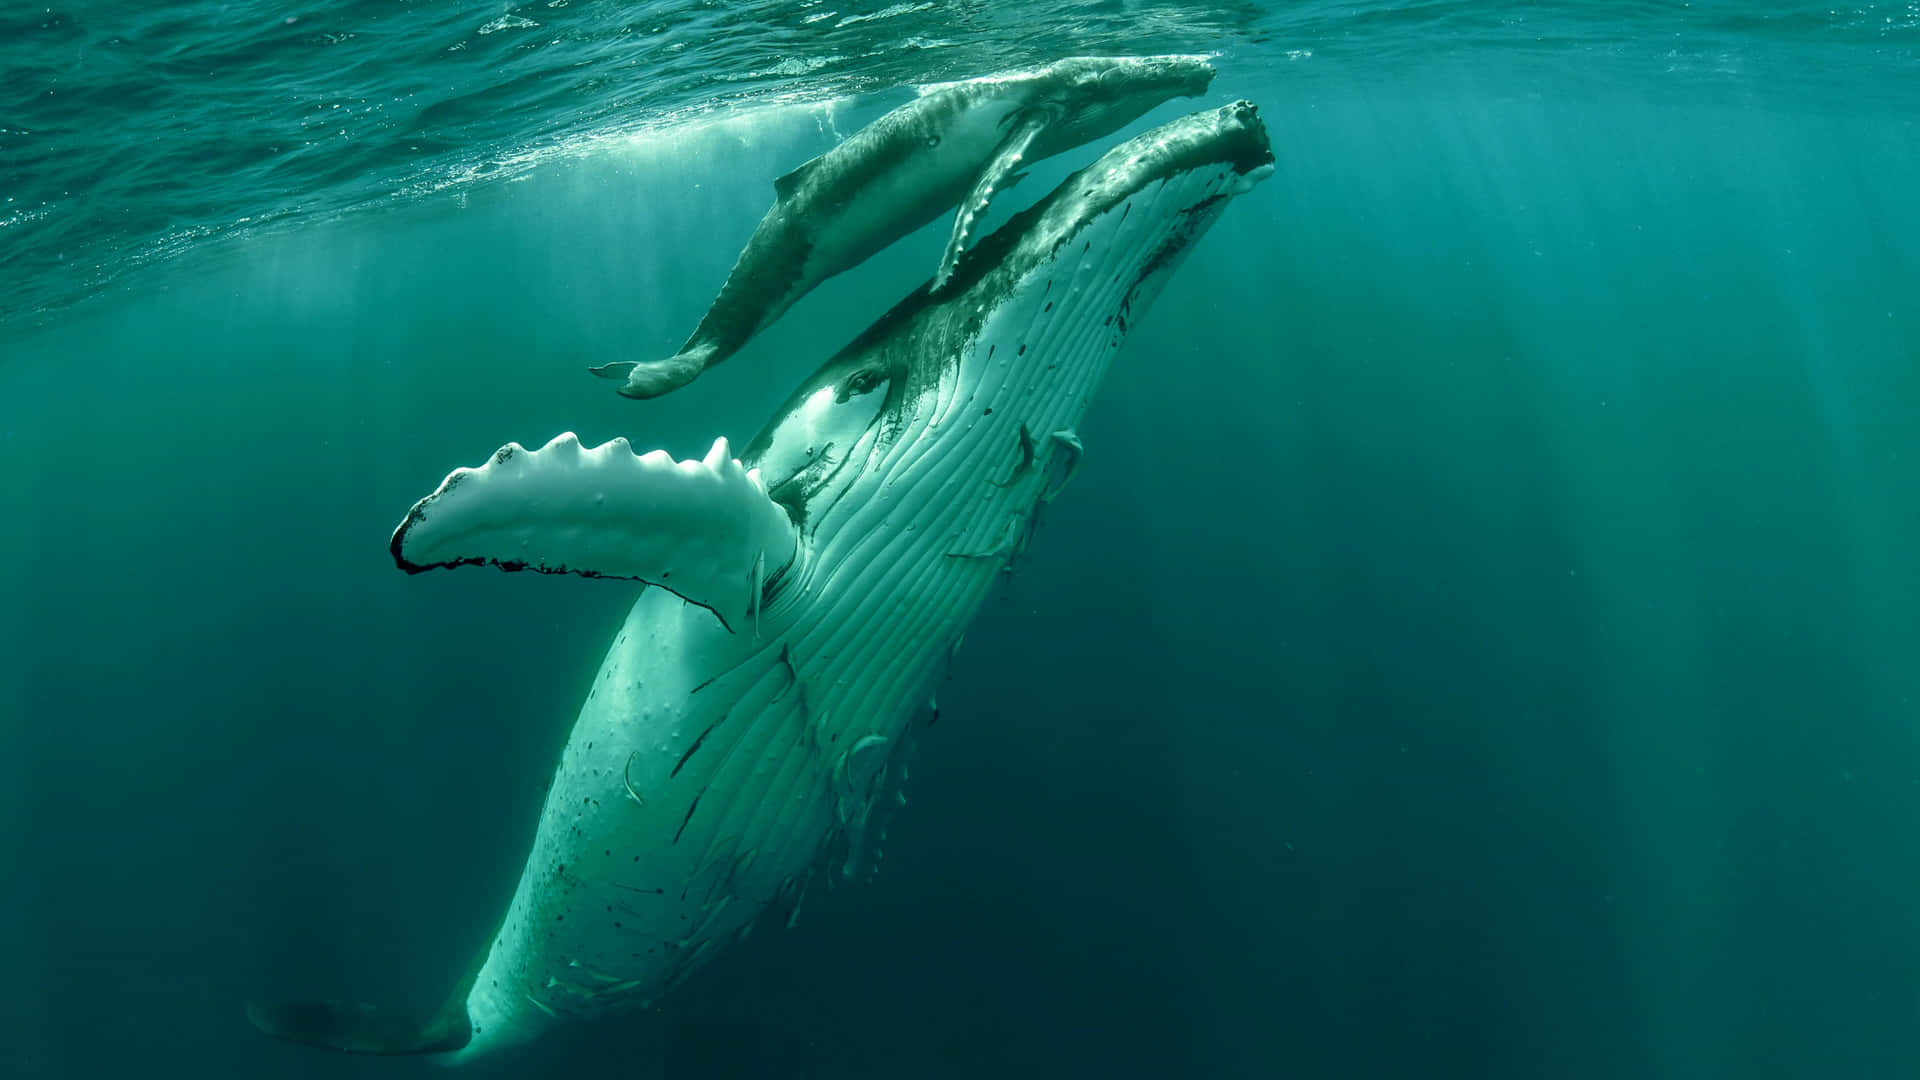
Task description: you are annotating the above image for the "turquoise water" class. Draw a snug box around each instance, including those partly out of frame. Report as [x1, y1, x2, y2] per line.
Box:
[6, 1, 1916, 328]
[4, 2, 1918, 1078]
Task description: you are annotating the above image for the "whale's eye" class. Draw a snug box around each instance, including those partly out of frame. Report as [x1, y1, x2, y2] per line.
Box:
[924, 134, 940, 148]
[839, 367, 887, 401]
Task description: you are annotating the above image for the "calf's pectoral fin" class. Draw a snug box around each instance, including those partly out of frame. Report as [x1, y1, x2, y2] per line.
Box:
[390, 432, 800, 633]
[934, 109, 1053, 291]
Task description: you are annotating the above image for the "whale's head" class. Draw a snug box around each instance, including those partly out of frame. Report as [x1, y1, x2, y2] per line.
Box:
[916, 98, 1271, 396]
[1031, 55, 1218, 150]
[953, 98, 1273, 343]
[745, 101, 1271, 528]
[990, 97, 1269, 266]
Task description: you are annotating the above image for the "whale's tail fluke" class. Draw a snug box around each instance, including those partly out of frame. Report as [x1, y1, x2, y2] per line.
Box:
[588, 342, 719, 399]
[246, 997, 472, 1057]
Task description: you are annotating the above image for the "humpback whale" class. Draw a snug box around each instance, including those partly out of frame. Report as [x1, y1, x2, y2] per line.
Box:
[588, 54, 1216, 399]
[252, 101, 1272, 1061]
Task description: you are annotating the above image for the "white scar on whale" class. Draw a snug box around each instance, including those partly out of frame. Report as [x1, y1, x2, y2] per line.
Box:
[250, 101, 1273, 1062]
[589, 54, 1216, 400]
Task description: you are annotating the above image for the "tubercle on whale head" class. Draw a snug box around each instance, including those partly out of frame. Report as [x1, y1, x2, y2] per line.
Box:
[1212, 99, 1275, 176]
[1077, 95, 1264, 193]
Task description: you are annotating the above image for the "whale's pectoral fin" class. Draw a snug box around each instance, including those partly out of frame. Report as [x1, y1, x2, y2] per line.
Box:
[934, 110, 1052, 291]
[247, 997, 470, 1056]
[390, 432, 800, 633]
[588, 344, 718, 400]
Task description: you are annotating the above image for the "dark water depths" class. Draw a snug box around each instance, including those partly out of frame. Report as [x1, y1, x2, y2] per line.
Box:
[4, 7, 1919, 1079]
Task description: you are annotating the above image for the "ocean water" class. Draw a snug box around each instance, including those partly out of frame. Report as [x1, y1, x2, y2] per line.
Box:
[3, 2, 1918, 1078]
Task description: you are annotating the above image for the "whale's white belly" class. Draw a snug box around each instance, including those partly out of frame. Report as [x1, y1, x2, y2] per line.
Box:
[456, 384, 1034, 1055]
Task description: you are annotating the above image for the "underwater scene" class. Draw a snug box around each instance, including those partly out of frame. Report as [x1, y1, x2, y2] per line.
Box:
[3, 2, 1917, 1077]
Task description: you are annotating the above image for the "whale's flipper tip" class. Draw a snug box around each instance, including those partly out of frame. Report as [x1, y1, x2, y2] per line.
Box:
[588, 360, 638, 381]
[600, 347, 716, 400]
[247, 997, 472, 1056]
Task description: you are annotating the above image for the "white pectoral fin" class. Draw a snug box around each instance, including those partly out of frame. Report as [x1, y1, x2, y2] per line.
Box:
[390, 432, 799, 632]
[934, 111, 1050, 291]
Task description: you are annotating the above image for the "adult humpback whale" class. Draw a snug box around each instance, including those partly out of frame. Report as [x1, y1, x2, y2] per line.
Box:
[589, 54, 1215, 399]
[252, 101, 1272, 1061]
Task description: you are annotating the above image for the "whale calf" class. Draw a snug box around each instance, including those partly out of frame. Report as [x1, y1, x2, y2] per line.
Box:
[589, 54, 1216, 400]
[252, 101, 1273, 1061]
